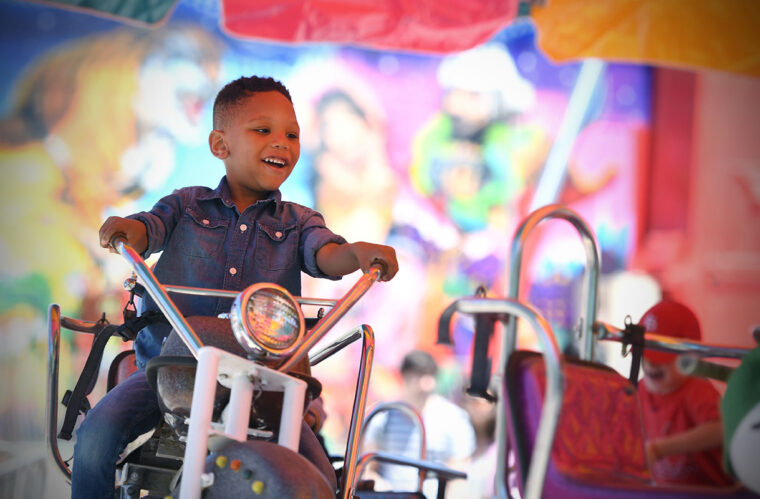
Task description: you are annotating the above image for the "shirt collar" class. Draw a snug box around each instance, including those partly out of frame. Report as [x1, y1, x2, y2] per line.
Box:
[198, 176, 282, 211]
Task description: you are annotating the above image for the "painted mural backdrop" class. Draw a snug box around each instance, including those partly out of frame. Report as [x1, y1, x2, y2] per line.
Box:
[0, 0, 649, 456]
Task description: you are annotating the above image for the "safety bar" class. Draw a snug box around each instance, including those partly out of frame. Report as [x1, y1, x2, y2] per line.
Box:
[113, 239, 205, 358]
[339, 325, 375, 499]
[46, 304, 72, 482]
[676, 354, 735, 382]
[354, 452, 467, 499]
[357, 401, 428, 492]
[505, 204, 601, 362]
[309, 326, 363, 366]
[278, 265, 383, 373]
[594, 321, 752, 359]
[439, 297, 562, 499]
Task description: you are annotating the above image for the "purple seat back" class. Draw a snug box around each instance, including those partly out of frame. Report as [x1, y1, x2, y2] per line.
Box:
[504, 351, 755, 498]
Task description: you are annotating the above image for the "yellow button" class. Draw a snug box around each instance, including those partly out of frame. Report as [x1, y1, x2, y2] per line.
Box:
[202, 219, 210, 225]
[240, 224, 248, 232]
[252, 480, 264, 494]
[275, 231, 282, 238]
[229, 268, 237, 275]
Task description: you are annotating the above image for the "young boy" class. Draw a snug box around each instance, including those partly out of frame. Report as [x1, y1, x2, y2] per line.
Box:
[73, 76, 398, 499]
[637, 299, 733, 487]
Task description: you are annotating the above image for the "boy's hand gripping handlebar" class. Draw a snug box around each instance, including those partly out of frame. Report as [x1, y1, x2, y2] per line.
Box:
[109, 234, 385, 365]
[277, 261, 385, 372]
[109, 235, 205, 357]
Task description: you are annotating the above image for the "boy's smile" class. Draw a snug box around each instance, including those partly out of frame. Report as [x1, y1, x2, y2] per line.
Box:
[642, 358, 686, 395]
[210, 90, 300, 210]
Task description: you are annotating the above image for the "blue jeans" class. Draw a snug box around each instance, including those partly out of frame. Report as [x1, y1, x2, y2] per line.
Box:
[71, 370, 161, 499]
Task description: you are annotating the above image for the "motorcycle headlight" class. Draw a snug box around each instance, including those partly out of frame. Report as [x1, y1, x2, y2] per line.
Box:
[230, 283, 304, 360]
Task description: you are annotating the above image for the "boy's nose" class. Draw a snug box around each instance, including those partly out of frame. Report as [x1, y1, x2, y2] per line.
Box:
[271, 140, 288, 150]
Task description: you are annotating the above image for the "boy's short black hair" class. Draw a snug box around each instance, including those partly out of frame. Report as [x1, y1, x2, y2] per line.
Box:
[400, 350, 438, 377]
[212, 75, 292, 129]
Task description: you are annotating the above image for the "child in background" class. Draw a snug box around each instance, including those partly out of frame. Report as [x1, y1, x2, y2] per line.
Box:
[637, 299, 734, 487]
[74, 75, 398, 499]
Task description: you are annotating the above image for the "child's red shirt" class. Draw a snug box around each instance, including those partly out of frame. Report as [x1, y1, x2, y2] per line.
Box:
[638, 376, 734, 486]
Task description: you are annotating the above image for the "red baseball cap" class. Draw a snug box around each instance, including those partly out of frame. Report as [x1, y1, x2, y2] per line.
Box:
[638, 299, 702, 364]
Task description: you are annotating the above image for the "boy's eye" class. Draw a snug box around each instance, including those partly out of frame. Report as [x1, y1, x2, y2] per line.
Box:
[253, 128, 269, 134]
[287, 133, 299, 139]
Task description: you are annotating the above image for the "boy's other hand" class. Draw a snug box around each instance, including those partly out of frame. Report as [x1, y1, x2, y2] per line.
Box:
[351, 241, 398, 281]
[99, 217, 148, 254]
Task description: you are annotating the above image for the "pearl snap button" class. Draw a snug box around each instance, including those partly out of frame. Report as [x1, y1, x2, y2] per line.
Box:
[275, 231, 282, 238]
[240, 224, 248, 232]
[202, 219, 209, 225]
[229, 267, 237, 275]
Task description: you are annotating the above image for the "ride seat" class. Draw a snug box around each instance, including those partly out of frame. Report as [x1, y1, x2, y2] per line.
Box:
[505, 351, 757, 498]
[107, 349, 138, 392]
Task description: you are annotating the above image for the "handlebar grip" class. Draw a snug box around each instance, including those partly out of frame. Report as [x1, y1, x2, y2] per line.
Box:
[370, 259, 388, 279]
[109, 233, 127, 252]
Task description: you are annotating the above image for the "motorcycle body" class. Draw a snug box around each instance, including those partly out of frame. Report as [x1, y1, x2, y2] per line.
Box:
[48, 240, 466, 498]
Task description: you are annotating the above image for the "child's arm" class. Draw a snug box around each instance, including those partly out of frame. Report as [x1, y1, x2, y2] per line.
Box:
[99, 216, 148, 254]
[646, 420, 723, 462]
[315, 241, 398, 281]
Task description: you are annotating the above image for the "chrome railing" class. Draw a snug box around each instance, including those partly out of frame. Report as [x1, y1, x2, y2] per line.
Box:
[439, 297, 562, 499]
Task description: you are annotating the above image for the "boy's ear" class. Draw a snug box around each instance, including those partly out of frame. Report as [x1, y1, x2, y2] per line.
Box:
[209, 130, 228, 159]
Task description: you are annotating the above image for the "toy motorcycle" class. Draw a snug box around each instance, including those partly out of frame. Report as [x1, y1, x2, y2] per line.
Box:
[47, 239, 466, 498]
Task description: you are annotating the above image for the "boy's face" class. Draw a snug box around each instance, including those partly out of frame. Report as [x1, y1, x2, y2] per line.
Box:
[642, 357, 686, 395]
[212, 91, 300, 201]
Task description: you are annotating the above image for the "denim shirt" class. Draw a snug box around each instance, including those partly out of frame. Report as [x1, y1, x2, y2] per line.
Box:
[127, 176, 346, 368]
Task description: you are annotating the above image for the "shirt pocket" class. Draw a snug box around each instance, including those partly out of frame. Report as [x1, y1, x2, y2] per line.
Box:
[172, 207, 230, 259]
[255, 221, 298, 271]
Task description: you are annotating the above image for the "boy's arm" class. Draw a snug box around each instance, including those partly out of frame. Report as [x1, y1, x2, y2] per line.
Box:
[646, 420, 723, 462]
[99, 216, 148, 254]
[315, 241, 398, 281]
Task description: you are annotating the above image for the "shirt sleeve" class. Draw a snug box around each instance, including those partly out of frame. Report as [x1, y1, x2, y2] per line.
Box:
[127, 189, 184, 257]
[299, 209, 348, 279]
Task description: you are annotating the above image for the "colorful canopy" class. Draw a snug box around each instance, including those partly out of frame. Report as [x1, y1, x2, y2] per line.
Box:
[41, 0, 760, 76]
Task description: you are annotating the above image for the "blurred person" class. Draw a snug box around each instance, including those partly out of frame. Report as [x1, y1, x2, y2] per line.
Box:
[362, 349, 476, 496]
[637, 299, 734, 486]
[455, 392, 499, 499]
[309, 88, 397, 244]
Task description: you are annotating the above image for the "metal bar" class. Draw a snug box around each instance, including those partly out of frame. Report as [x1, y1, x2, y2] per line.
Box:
[278, 266, 382, 373]
[354, 451, 467, 490]
[339, 325, 375, 499]
[164, 284, 337, 308]
[163, 285, 239, 298]
[529, 59, 606, 211]
[356, 401, 428, 492]
[499, 205, 598, 498]
[309, 326, 363, 366]
[46, 304, 72, 482]
[179, 347, 220, 499]
[114, 240, 204, 358]
[225, 373, 254, 440]
[60, 316, 103, 334]
[505, 204, 600, 362]
[595, 321, 751, 359]
[296, 297, 338, 307]
[452, 297, 562, 499]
